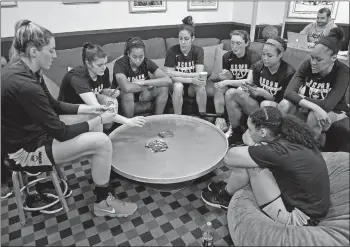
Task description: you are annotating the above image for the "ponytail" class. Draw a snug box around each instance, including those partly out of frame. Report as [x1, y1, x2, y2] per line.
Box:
[81, 42, 106, 65]
[179, 16, 195, 37]
[280, 115, 319, 151]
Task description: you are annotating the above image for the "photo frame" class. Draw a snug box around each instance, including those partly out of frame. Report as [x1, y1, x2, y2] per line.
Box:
[188, 0, 218, 11]
[129, 1, 167, 13]
[1, 1, 17, 7]
[62, 0, 101, 4]
[288, 1, 338, 19]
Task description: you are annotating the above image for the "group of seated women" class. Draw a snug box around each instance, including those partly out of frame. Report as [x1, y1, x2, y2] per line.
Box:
[1, 14, 349, 222]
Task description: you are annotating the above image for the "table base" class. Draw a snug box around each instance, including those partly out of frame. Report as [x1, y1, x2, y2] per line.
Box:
[145, 180, 194, 192]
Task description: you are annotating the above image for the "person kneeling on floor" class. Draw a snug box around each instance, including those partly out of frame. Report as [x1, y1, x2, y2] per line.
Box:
[201, 106, 330, 226]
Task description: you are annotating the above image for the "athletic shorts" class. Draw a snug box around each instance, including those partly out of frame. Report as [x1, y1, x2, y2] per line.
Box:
[260, 196, 320, 226]
[6, 137, 55, 173]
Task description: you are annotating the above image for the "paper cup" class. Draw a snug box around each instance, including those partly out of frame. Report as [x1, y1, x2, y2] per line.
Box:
[199, 71, 208, 81]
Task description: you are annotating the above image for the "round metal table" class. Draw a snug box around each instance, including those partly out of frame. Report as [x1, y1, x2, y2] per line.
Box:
[109, 115, 228, 191]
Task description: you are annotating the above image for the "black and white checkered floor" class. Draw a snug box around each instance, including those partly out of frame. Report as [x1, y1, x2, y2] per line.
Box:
[1, 157, 234, 246]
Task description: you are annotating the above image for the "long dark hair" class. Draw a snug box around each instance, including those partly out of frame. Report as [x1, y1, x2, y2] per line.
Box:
[250, 107, 319, 151]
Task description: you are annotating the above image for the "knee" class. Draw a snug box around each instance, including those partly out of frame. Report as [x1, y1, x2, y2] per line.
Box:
[173, 83, 184, 97]
[225, 88, 241, 101]
[94, 133, 112, 151]
[278, 99, 294, 115]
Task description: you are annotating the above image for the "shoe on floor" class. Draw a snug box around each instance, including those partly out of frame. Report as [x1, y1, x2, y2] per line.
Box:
[224, 124, 233, 138]
[1, 184, 12, 199]
[201, 188, 231, 210]
[35, 179, 72, 198]
[215, 118, 229, 132]
[207, 181, 227, 193]
[227, 126, 245, 146]
[94, 193, 137, 217]
[24, 193, 59, 211]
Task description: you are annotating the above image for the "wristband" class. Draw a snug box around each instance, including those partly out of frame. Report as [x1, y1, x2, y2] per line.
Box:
[99, 115, 103, 124]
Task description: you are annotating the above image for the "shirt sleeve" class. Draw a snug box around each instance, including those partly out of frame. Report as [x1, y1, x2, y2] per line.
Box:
[248, 144, 282, 169]
[284, 60, 310, 105]
[146, 59, 159, 74]
[164, 48, 176, 68]
[306, 64, 350, 112]
[41, 77, 79, 115]
[113, 59, 128, 75]
[195, 46, 204, 65]
[300, 23, 312, 35]
[102, 67, 111, 88]
[19, 83, 89, 142]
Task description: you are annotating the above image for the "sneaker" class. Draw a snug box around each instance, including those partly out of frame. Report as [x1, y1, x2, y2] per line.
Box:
[35, 180, 72, 198]
[201, 188, 231, 210]
[215, 118, 229, 132]
[1, 184, 12, 199]
[207, 181, 227, 193]
[227, 126, 244, 146]
[24, 193, 59, 211]
[94, 193, 137, 217]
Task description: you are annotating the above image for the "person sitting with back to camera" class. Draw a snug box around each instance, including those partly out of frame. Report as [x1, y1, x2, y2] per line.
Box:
[201, 106, 330, 227]
[113, 37, 172, 118]
[279, 27, 349, 147]
[58, 42, 145, 133]
[2, 19, 142, 217]
[164, 16, 207, 116]
[211, 30, 260, 143]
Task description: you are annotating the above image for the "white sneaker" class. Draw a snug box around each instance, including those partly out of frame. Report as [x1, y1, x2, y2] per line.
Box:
[224, 125, 233, 139]
[215, 118, 228, 132]
[94, 193, 137, 217]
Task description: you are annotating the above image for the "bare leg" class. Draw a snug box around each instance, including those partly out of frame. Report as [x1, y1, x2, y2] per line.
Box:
[51, 132, 112, 186]
[188, 85, 207, 113]
[140, 87, 169, 115]
[225, 168, 250, 195]
[278, 99, 298, 117]
[214, 87, 228, 114]
[172, 83, 184, 115]
[225, 89, 259, 128]
[120, 92, 135, 118]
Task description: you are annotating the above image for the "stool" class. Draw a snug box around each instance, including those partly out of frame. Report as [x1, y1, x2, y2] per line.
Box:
[5, 160, 69, 225]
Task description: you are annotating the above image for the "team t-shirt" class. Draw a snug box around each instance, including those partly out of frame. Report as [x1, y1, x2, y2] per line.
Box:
[300, 21, 337, 43]
[284, 59, 350, 113]
[58, 65, 111, 104]
[252, 60, 296, 103]
[248, 139, 330, 221]
[164, 44, 204, 73]
[113, 55, 158, 85]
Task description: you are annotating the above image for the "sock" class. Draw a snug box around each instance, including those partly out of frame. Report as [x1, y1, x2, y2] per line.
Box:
[95, 185, 109, 203]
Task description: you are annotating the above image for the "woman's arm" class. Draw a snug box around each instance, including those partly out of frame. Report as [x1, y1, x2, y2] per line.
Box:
[164, 67, 198, 78]
[222, 70, 253, 88]
[165, 64, 204, 84]
[141, 68, 172, 87]
[79, 92, 100, 105]
[115, 73, 144, 93]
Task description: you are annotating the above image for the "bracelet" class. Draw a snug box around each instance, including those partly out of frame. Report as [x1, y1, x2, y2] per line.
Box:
[98, 115, 103, 124]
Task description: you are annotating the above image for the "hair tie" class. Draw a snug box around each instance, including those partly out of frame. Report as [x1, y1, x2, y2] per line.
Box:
[266, 39, 285, 52]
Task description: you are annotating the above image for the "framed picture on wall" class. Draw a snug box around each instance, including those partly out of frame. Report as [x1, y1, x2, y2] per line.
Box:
[288, 1, 339, 19]
[1, 1, 17, 7]
[188, 0, 218, 11]
[129, 1, 167, 13]
[62, 0, 101, 4]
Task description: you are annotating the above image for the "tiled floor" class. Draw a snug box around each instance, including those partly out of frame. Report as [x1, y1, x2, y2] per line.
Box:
[1, 157, 234, 246]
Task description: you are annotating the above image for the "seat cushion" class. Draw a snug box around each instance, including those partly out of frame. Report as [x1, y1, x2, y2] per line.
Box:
[43, 47, 83, 87]
[143, 38, 167, 60]
[227, 152, 349, 246]
[208, 46, 229, 82]
[220, 39, 231, 51]
[165, 37, 220, 50]
[102, 42, 126, 63]
[203, 43, 224, 76]
[42, 74, 60, 99]
[151, 58, 166, 70]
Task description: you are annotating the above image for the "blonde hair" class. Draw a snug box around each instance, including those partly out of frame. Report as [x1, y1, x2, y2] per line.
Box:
[13, 19, 53, 58]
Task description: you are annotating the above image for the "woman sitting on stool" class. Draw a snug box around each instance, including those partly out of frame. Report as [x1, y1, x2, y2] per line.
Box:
[114, 37, 172, 118]
[58, 42, 145, 132]
[2, 19, 143, 218]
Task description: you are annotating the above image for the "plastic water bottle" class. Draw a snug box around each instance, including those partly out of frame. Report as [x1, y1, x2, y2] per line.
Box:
[202, 222, 214, 247]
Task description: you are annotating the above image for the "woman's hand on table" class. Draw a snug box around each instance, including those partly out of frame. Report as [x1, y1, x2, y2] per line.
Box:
[126, 116, 146, 127]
